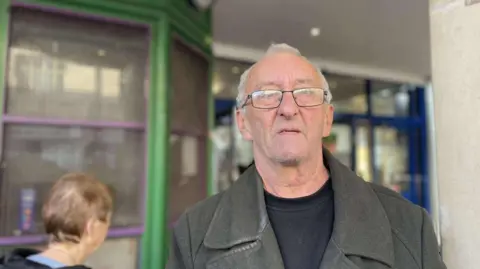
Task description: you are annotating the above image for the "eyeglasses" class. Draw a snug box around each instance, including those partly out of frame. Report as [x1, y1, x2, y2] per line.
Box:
[240, 88, 330, 109]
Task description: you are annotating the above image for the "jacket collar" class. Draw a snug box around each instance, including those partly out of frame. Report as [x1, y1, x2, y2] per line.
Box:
[204, 149, 394, 267]
[204, 165, 268, 248]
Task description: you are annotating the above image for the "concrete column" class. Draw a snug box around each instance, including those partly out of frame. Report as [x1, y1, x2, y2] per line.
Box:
[429, 1, 480, 268]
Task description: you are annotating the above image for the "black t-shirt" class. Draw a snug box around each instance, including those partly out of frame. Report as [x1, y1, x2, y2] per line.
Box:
[265, 179, 334, 269]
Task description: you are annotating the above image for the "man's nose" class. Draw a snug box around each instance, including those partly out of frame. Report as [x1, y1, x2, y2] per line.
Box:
[277, 92, 299, 117]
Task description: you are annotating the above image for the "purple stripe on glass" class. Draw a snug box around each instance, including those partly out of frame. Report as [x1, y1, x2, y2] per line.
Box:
[0, 234, 47, 246]
[11, 1, 150, 28]
[0, 226, 144, 246]
[107, 226, 144, 238]
[2, 115, 146, 130]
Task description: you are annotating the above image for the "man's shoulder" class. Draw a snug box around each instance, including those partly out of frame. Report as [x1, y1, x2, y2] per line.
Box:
[185, 191, 224, 222]
[368, 182, 425, 236]
[171, 190, 225, 239]
[369, 182, 415, 207]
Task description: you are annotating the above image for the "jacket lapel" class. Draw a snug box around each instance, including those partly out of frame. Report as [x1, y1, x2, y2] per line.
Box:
[324, 149, 395, 268]
[204, 166, 285, 269]
[320, 240, 361, 269]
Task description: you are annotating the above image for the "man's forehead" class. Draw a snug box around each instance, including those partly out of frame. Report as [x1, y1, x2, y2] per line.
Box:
[253, 78, 318, 89]
[247, 53, 325, 84]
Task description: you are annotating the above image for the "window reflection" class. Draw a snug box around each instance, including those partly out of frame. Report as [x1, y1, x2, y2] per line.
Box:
[101, 68, 121, 98]
[5, 8, 147, 123]
[373, 127, 408, 191]
[371, 82, 410, 117]
[63, 62, 95, 93]
[327, 74, 366, 114]
[333, 94, 367, 114]
[0, 125, 144, 236]
[8, 47, 122, 98]
[355, 123, 372, 182]
[328, 124, 352, 168]
[8, 47, 62, 92]
[213, 58, 252, 100]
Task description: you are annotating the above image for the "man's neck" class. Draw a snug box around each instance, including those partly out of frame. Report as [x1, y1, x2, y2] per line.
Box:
[255, 153, 329, 199]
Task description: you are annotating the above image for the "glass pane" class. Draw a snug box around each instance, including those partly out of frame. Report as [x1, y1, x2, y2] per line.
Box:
[85, 238, 139, 269]
[327, 124, 352, 168]
[5, 7, 148, 122]
[168, 134, 207, 224]
[0, 245, 43, 256]
[327, 74, 367, 114]
[211, 124, 236, 194]
[373, 127, 408, 192]
[355, 122, 373, 182]
[213, 58, 252, 99]
[371, 81, 410, 117]
[171, 38, 209, 135]
[0, 125, 144, 236]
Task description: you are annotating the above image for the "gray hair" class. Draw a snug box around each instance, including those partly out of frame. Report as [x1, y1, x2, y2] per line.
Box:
[236, 43, 332, 108]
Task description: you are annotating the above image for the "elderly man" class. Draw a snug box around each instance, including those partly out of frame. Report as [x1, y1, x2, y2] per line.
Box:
[167, 44, 447, 269]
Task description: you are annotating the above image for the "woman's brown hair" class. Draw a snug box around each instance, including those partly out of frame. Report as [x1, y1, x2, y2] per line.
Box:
[42, 173, 113, 243]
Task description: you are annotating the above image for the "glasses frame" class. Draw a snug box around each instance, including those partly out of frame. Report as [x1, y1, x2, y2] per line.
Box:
[240, 88, 330, 109]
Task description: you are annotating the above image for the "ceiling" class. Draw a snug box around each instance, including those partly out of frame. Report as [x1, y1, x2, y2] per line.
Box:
[212, 0, 431, 83]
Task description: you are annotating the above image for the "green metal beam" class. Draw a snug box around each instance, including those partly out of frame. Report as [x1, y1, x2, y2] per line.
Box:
[141, 17, 171, 269]
[207, 53, 215, 196]
[16, 0, 211, 50]
[15, 0, 158, 24]
[0, 0, 10, 119]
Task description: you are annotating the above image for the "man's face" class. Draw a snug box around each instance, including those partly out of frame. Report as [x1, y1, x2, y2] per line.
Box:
[236, 52, 334, 165]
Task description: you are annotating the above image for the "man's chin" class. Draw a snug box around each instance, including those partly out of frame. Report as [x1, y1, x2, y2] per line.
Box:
[272, 153, 305, 167]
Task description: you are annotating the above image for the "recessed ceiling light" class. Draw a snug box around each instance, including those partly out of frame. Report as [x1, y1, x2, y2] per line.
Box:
[231, 66, 240, 74]
[310, 27, 321, 37]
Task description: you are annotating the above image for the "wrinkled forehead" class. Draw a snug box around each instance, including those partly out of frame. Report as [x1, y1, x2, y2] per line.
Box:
[246, 53, 327, 92]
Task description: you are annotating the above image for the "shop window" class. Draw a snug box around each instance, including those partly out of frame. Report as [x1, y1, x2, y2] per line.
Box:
[85, 238, 140, 269]
[170, 38, 209, 135]
[373, 127, 409, 190]
[5, 7, 147, 123]
[212, 58, 252, 100]
[168, 38, 209, 224]
[0, 7, 148, 243]
[327, 74, 367, 114]
[371, 81, 411, 117]
[167, 134, 207, 223]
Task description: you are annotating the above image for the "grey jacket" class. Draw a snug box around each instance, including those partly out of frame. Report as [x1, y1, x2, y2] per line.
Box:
[167, 150, 447, 269]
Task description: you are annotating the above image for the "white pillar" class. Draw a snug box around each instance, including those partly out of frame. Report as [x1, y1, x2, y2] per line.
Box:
[429, 1, 480, 268]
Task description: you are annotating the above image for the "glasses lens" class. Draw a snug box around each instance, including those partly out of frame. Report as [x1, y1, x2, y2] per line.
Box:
[251, 90, 283, 108]
[293, 88, 324, 106]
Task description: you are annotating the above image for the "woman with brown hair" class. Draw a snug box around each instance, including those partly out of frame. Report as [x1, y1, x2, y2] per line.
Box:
[0, 173, 113, 269]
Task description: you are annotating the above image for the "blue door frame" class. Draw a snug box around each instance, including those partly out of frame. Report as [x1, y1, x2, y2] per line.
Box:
[214, 82, 430, 211]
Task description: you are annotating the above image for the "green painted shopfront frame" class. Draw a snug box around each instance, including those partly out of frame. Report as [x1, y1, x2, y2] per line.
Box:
[0, 0, 214, 268]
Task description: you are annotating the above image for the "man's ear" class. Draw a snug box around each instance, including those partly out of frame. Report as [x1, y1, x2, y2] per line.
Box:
[322, 105, 334, 137]
[236, 109, 253, 141]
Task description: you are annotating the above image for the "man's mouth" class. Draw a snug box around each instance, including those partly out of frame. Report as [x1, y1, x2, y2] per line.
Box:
[278, 129, 301, 134]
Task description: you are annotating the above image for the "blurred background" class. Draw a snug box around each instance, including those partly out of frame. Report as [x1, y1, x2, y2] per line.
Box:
[0, 0, 473, 268]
